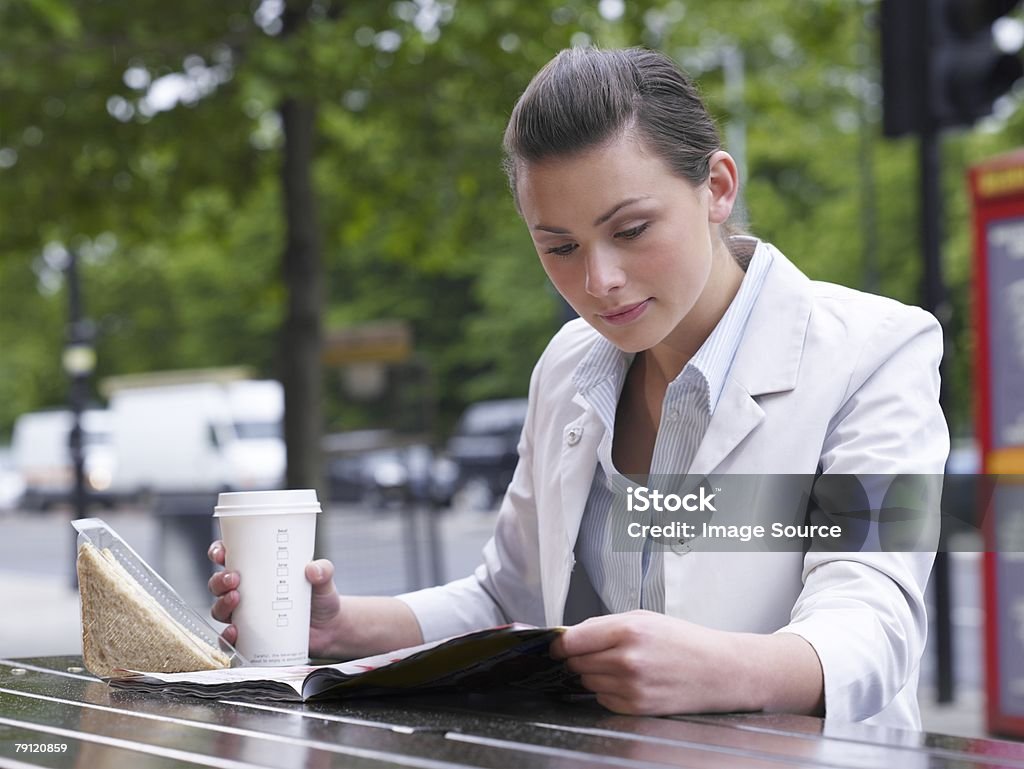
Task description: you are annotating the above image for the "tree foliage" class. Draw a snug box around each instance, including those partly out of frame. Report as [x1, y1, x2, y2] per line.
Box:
[2, 0, 1021, 442]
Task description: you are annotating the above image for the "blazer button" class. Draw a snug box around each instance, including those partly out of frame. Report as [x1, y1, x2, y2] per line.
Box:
[566, 427, 582, 446]
[671, 538, 692, 555]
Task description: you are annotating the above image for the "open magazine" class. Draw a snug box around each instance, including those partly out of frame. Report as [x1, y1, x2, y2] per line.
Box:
[110, 624, 584, 702]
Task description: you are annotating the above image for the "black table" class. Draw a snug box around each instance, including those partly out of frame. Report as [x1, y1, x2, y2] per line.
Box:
[2, 656, 1023, 768]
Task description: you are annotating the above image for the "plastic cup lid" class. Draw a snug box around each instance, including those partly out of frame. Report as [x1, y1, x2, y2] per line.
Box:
[213, 489, 321, 517]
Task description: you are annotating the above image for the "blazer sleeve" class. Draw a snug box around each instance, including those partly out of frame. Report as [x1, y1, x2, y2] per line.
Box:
[395, 340, 552, 642]
[775, 303, 949, 723]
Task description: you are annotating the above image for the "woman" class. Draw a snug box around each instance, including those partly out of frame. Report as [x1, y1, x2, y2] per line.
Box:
[209, 47, 947, 728]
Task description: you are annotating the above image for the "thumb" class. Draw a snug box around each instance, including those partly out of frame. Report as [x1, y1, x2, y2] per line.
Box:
[306, 559, 339, 623]
[306, 559, 336, 591]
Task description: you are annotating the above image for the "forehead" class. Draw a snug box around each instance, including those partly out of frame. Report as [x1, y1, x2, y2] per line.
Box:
[522, 135, 659, 189]
[517, 136, 692, 224]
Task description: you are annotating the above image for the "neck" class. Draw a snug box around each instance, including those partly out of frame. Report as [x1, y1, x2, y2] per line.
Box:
[644, 238, 745, 383]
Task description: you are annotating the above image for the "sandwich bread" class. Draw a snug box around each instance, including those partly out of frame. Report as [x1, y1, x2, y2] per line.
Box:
[77, 541, 230, 677]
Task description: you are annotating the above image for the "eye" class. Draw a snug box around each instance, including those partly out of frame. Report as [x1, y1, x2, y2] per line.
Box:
[615, 222, 650, 240]
[545, 243, 578, 258]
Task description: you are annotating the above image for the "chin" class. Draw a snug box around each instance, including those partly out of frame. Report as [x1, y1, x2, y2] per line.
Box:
[590, 324, 658, 354]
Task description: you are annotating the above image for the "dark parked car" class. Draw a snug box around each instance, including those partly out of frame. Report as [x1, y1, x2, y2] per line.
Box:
[446, 398, 528, 510]
[325, 431, 447, 509]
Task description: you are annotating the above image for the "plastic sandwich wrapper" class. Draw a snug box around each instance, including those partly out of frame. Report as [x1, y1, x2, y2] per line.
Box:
[72, 517, 248, 674]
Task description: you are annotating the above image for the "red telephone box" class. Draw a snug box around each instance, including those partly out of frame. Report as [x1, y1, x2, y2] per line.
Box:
[969, 149, 1024, 738]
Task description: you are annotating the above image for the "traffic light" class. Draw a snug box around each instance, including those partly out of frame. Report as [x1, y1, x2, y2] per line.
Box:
[881, 0, 930, 137]
[881, 0, 1024, 137]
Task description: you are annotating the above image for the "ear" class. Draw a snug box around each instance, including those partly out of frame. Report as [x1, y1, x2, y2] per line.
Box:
[706, 150, 739, 225]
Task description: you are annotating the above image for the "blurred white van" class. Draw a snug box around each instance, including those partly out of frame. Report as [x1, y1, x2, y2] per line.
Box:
[0, 446, 26, 510]
[107, 379, 285, 499]
[11, 409, 117, 510]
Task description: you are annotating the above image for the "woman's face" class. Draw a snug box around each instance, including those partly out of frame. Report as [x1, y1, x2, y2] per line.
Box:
[517, 135, 737, 355]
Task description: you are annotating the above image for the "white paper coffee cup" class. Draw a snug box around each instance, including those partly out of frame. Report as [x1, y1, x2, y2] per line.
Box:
[214, 489, 321, 667]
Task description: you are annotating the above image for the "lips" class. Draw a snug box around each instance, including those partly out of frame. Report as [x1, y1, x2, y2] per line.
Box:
[598, 299, 651, 326]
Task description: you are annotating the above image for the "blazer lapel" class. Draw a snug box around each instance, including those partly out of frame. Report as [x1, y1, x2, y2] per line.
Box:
[690, 379, 765, 474]
[543, 393, 604, 625]
[558, 393, 604, 549]
[691, 249, 812, 474]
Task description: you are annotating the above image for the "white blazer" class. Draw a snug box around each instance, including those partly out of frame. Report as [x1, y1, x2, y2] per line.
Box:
[400, 242, 949, 729]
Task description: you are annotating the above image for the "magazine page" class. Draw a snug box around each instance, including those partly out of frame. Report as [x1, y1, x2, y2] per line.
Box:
[302, 623, 572, 699]
[111, 664, 314, 701]
[110, 623, 577, 702]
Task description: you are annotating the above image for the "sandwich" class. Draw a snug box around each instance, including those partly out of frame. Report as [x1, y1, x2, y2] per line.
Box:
[77, 541, 230, 677]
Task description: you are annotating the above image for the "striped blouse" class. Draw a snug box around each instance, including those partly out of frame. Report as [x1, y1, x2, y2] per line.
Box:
[570, 238, 774, 614]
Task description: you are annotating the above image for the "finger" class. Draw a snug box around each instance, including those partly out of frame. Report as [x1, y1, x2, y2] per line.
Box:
[208, 541, 226, 566]
[595, 691, 644, 715]
[211, 589, 240, 624]
[306, 560, 340, 625]
[549, 636, 568, 660]
[220, 625, 238, 646]
[556, 617, 622, 658]
[562, 650, 623, 676]
[578, 673, 624, 695]
[207, 570, 239, 598]
[305, 559, 335, 588]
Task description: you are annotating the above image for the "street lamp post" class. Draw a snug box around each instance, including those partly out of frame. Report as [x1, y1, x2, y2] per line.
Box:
[63, 248, 96, 587]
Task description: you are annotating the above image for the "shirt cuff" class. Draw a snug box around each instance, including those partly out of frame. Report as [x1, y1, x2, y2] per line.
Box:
[396, 574, 507, 643]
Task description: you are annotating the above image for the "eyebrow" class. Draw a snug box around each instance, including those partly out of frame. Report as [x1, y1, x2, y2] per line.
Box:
[532, 196, 650, 234]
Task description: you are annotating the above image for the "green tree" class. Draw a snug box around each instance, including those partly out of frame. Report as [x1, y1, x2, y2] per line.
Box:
[2, 0, 1020, 454]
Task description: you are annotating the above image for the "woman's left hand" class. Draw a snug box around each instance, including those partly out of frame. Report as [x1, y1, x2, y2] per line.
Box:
[549, 610, 753, 715]
[550, 610, 823, 716]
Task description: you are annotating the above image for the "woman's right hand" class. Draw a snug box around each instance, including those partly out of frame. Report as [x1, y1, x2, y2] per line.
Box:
[207, 540, 342, 658]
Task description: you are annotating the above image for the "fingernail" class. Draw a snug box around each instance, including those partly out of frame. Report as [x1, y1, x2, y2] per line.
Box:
[209, 544, 221, 558]
[310, 564, 323, 580]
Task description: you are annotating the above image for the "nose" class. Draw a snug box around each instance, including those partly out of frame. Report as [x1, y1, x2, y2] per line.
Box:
[584, 247, 625, 298]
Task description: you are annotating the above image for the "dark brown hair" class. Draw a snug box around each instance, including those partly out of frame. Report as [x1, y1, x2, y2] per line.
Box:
[503, 47, 747, 244]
